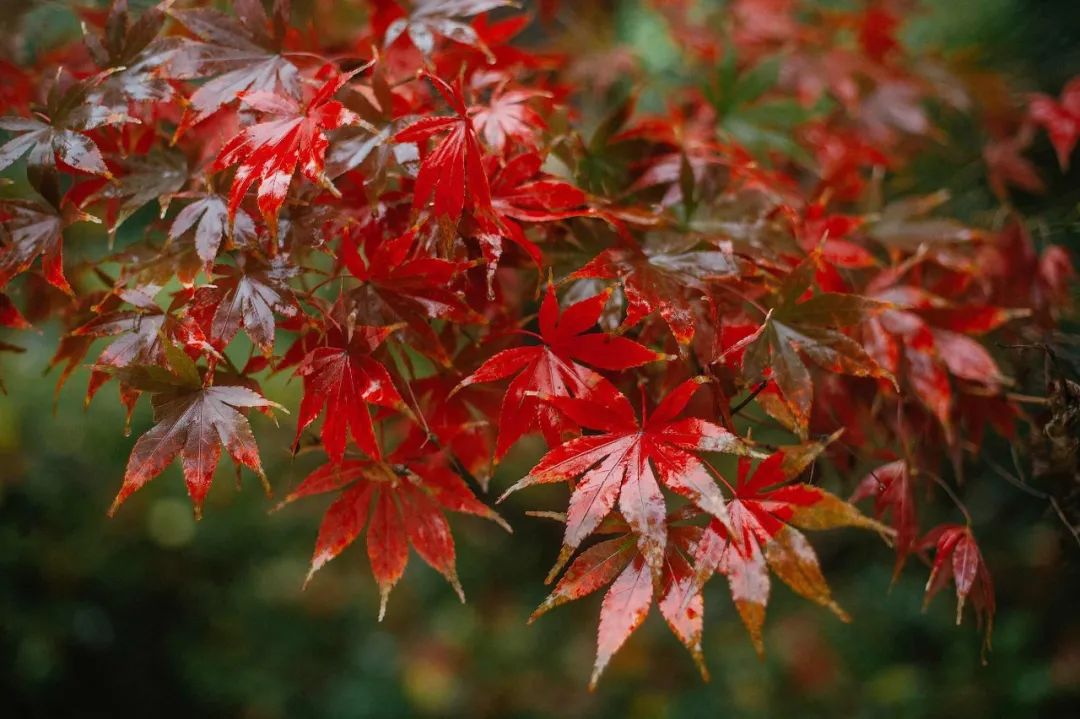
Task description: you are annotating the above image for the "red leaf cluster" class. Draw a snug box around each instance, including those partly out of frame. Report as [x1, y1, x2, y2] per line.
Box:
[0, 0, 1073, 687]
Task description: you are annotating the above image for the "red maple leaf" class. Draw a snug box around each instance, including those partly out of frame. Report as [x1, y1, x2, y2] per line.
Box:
[921, 523, 995, 656]
[109, 342, 281, 518]
[693, 441, 887, 654]
[277, 441, 507, 618]
[213, 67, 362, 236]
[531, 517, 709, 688]
[393, 72, 494, 228]
[455, 283, 666, 458]
[503, 377, 752, 582]
[292, 317, 409, 464]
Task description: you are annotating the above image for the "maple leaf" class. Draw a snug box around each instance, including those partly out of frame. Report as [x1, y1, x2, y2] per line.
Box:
[502, 377, 753, 582]
[383, 0, 519, 57]
[568, 235, 742, 346]
[0, 199, 97, 295]
[692, 439, 888, 655]
[401, 365, 501, 489]
[0, 70, 134, 177]
[292, 319, 410, 463]
[393, 72, 494, 229]
[862, 284, 1011, 441]
[1029, 77, 1080, 170]
[455, 284, 667, 458]
[530, 518, 709, 688]
[341, 226, 483, 366]
[213, 68, 362, 237]
[81, 0, 180, 115]
[85, 149, 189, 235]
[732, 254, 893, 435]
[278, 443, 507, 619]
[851, 459, 918, 576]
[168, 1, 300, 132]
[190, 257, 298, 354]
[109, 341, 282, 518]
[471, 87, 548, 151]
[168, 193, 257, 270]
[71, 288, 167, 406]
[472, 150, 589, 292]
[921, 523, 995, 657]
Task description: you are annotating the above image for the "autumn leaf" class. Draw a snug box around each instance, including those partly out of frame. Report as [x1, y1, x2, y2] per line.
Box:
[168, 193, 257, 270]
[568, 236, 742, 346]
[0, 69, 134, 177]
[851, 460, 918, 577]
[921, 523, 995, 658]
[693, 439, 889, 655]
[530, 518, 709, 688]
[292, 319, 409, 463]
[168, 1, 300, 132]
[190, 257, 298, 354]
[475, 150, 589, 290]
[278, 441, 507, 619]
[341, 226, 483, 366]
[455, 283, 667, 458]
[212, 67, 363, 236]
[0, 199, 98, 295]
[503, 377, 753, 582]
[383, 0, 519, 57]
[109, 341, 282, 518]
[1029, 76, 1080, 170]
[733, 253, 893, 435]
[393, 72, 494, 229]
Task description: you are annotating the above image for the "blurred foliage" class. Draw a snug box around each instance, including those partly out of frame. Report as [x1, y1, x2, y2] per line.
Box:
[2, 0, 1080, 717]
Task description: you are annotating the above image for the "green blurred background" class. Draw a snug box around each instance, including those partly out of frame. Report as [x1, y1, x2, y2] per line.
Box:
[3, 1, 1080, 716]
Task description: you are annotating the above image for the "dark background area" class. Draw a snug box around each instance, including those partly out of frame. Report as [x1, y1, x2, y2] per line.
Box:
[2, 1, 1080, 716]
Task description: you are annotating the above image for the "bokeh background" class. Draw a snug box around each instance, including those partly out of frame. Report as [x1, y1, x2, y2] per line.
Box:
[3, 1, 1080, 716]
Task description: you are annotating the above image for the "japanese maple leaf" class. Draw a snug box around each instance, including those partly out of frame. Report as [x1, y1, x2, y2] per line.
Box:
[731, 253, 893, 436]
[401, 367, 501, 489]
[1029, 76, 1080, 170]
[190, 257, 299, 354]
[168, 193, 257, 270]
[381, 0, 518, 57]
[341, 226, 483, 366]
[470, 87, 548, 151]
[617, 105, 726, 205]
[71, 287, 167, 406]
[692, 441, 888, 655]
[0, 199, 96, 294]
[502, 377, 752, 582]
[455, 284, 666, 458]
[84, 149, 189, 235]
[277, 442, 507, 618]
[851, 460, 918, 577]
[530, 517, 709, 688]
[393, 72, 494, 228]
[292, 320, 409, 463]
[168, 1, 300, 132]
[213, 69, 361, 237]
[475, 151, 589, 290]
[568, 235, 742, 346]
[0, 70, 133, 177]
[109, 343, 281, 519]
[80, 0, 179, 116]
[863, 283, 1011, 441]
[921, 524, 995, 655]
